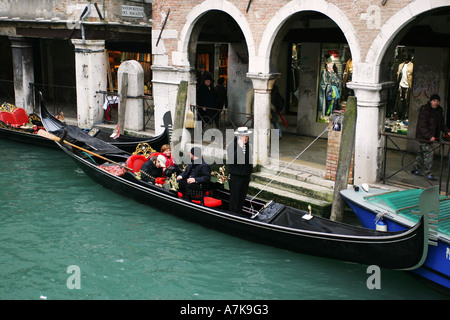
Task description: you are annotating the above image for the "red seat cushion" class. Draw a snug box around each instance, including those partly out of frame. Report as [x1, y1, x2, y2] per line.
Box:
[126, 154, 148, 173]
[12, 108, 29, 125]
[0, 111, 17, 126]
[192, 197, 222, 208]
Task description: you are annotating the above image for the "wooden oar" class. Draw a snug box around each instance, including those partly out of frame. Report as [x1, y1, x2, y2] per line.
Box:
[37, 129, 132, 171]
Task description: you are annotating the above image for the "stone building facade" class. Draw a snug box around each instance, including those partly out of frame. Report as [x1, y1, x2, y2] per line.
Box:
[0, 0, 449, 187]
[150, 0, 450, 185]
[0, 0, 152, 129]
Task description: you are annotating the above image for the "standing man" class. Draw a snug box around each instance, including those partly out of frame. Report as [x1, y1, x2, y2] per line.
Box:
[412, 94, 450, 180]
[227, 127, 253, 213]
[196, 73, 217, 125]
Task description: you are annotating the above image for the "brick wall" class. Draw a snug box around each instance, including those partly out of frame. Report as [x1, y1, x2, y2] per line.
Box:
[325, 116, 354, 183]
[152, 0, 416, 67]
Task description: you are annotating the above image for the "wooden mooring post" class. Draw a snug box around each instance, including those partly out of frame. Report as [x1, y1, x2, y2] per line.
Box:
[171, 80, 188, 150]
[330, 96, 357, 222]
[118, 73, 128, 135]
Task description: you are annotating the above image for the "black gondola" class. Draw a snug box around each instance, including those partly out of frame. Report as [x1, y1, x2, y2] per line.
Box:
[0, 100, 169, 152]
[40, 99, 169, 153]
[40, 111, 431, 270]
[0, 103, 57, 148]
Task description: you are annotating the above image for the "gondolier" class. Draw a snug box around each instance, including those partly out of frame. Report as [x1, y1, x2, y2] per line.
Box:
[227, 127, 253, 213]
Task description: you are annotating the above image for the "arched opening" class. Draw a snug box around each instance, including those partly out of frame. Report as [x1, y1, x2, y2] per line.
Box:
[267, 11, 350, 137]
[379, 7, 450, 150]
[376, 6, 450, 188]
[187, 10, 249, 127]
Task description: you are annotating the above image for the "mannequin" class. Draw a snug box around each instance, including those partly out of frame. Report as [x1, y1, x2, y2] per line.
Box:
[394, 55, 414, 119]
[318, 56, 341, 119]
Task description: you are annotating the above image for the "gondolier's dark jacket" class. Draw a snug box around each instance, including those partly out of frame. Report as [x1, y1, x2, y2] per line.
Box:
[415, 102, 449, 142]
[227, 137, 253, 176]
[179, 158, 211, 184]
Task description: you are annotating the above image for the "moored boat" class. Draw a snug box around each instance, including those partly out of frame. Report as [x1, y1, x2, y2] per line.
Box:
[38, 117, 432, 270]
[341, 186, 450, 293]
[0, 102, 56, 148]
[40, 98, 169, 153]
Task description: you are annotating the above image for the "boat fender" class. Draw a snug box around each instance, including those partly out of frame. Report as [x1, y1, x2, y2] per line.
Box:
[361, 183, 369, 192]
[376, 219, 387, 232]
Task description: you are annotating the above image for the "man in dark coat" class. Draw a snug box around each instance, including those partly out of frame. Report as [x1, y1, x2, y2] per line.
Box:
[227, 127, 253, 213]
[196, 74, 218, 126]
[139, 155, 166, 186]
[412, 94, 450, 180]
[177, 147, 211, 193]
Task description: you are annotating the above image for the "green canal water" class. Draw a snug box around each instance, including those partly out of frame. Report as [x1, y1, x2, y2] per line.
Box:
[0, 139, 448, 300]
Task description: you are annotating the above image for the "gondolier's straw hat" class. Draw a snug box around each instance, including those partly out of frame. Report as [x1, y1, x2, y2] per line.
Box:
[234, 127, 252, 135]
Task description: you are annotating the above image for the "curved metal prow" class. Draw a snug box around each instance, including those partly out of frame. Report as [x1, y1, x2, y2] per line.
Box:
[403, 185, 439, 270]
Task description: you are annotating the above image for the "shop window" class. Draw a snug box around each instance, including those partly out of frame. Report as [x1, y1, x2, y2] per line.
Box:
[108, 51, 152, 95]
[316, 43, 352, 123]
[385, 46, 415, 135]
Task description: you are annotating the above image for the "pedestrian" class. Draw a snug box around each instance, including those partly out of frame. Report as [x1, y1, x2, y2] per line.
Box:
[215, 77, 228, 128]
[270, 84, 284, 138]
[412, 94, 450, 180]
[227, 127, 253, 213]
[177, 146, 211, 193]
[196, 73, 217, 126]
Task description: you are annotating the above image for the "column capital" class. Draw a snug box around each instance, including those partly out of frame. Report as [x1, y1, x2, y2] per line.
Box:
[346, 81, 394, 107]
[71, 39, 105, 53]
[246, 72, 280, 91]
[9, 36, 33, 49]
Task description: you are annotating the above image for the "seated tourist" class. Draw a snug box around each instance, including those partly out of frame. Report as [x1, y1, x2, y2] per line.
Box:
[176, 147, 211, 193]
[159, 144, 175, 168]
[139, 154, 166, 187]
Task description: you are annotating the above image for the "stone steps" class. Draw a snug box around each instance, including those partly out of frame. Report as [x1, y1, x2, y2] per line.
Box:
[248, 159, 335, 217]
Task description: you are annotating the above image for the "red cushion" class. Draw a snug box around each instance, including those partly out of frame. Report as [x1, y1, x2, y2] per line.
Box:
[126, 154, 148, 173]
[0, 111, 16, 125]
[12, 108, 29, 125]
[192, 197, 222, 208]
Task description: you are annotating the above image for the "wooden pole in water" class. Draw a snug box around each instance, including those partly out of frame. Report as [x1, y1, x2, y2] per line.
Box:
[118, 73, 128, 135]
[330, 96, 357, 222]
[171, 80, 188, 150]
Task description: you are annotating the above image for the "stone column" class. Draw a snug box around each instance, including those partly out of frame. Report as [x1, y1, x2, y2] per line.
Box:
[10, 36, 34, 114]
[151, 65, 190, 135]
[71, 39, 107, 129]
[118, 60, 145, 132]
[247, 73, 280, 166]
[347, 81, 393, 185]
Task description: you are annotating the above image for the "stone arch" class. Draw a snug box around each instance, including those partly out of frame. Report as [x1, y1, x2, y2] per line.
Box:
[174, 0, 255, 68]
[254, 0, 361, 75]
[365, 1, 450, 83]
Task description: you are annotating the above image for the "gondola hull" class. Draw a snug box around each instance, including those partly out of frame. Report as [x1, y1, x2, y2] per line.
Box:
[40, 101, 169, 153]
[55, 141, 429, 271]
[0, 123, 58, 148]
